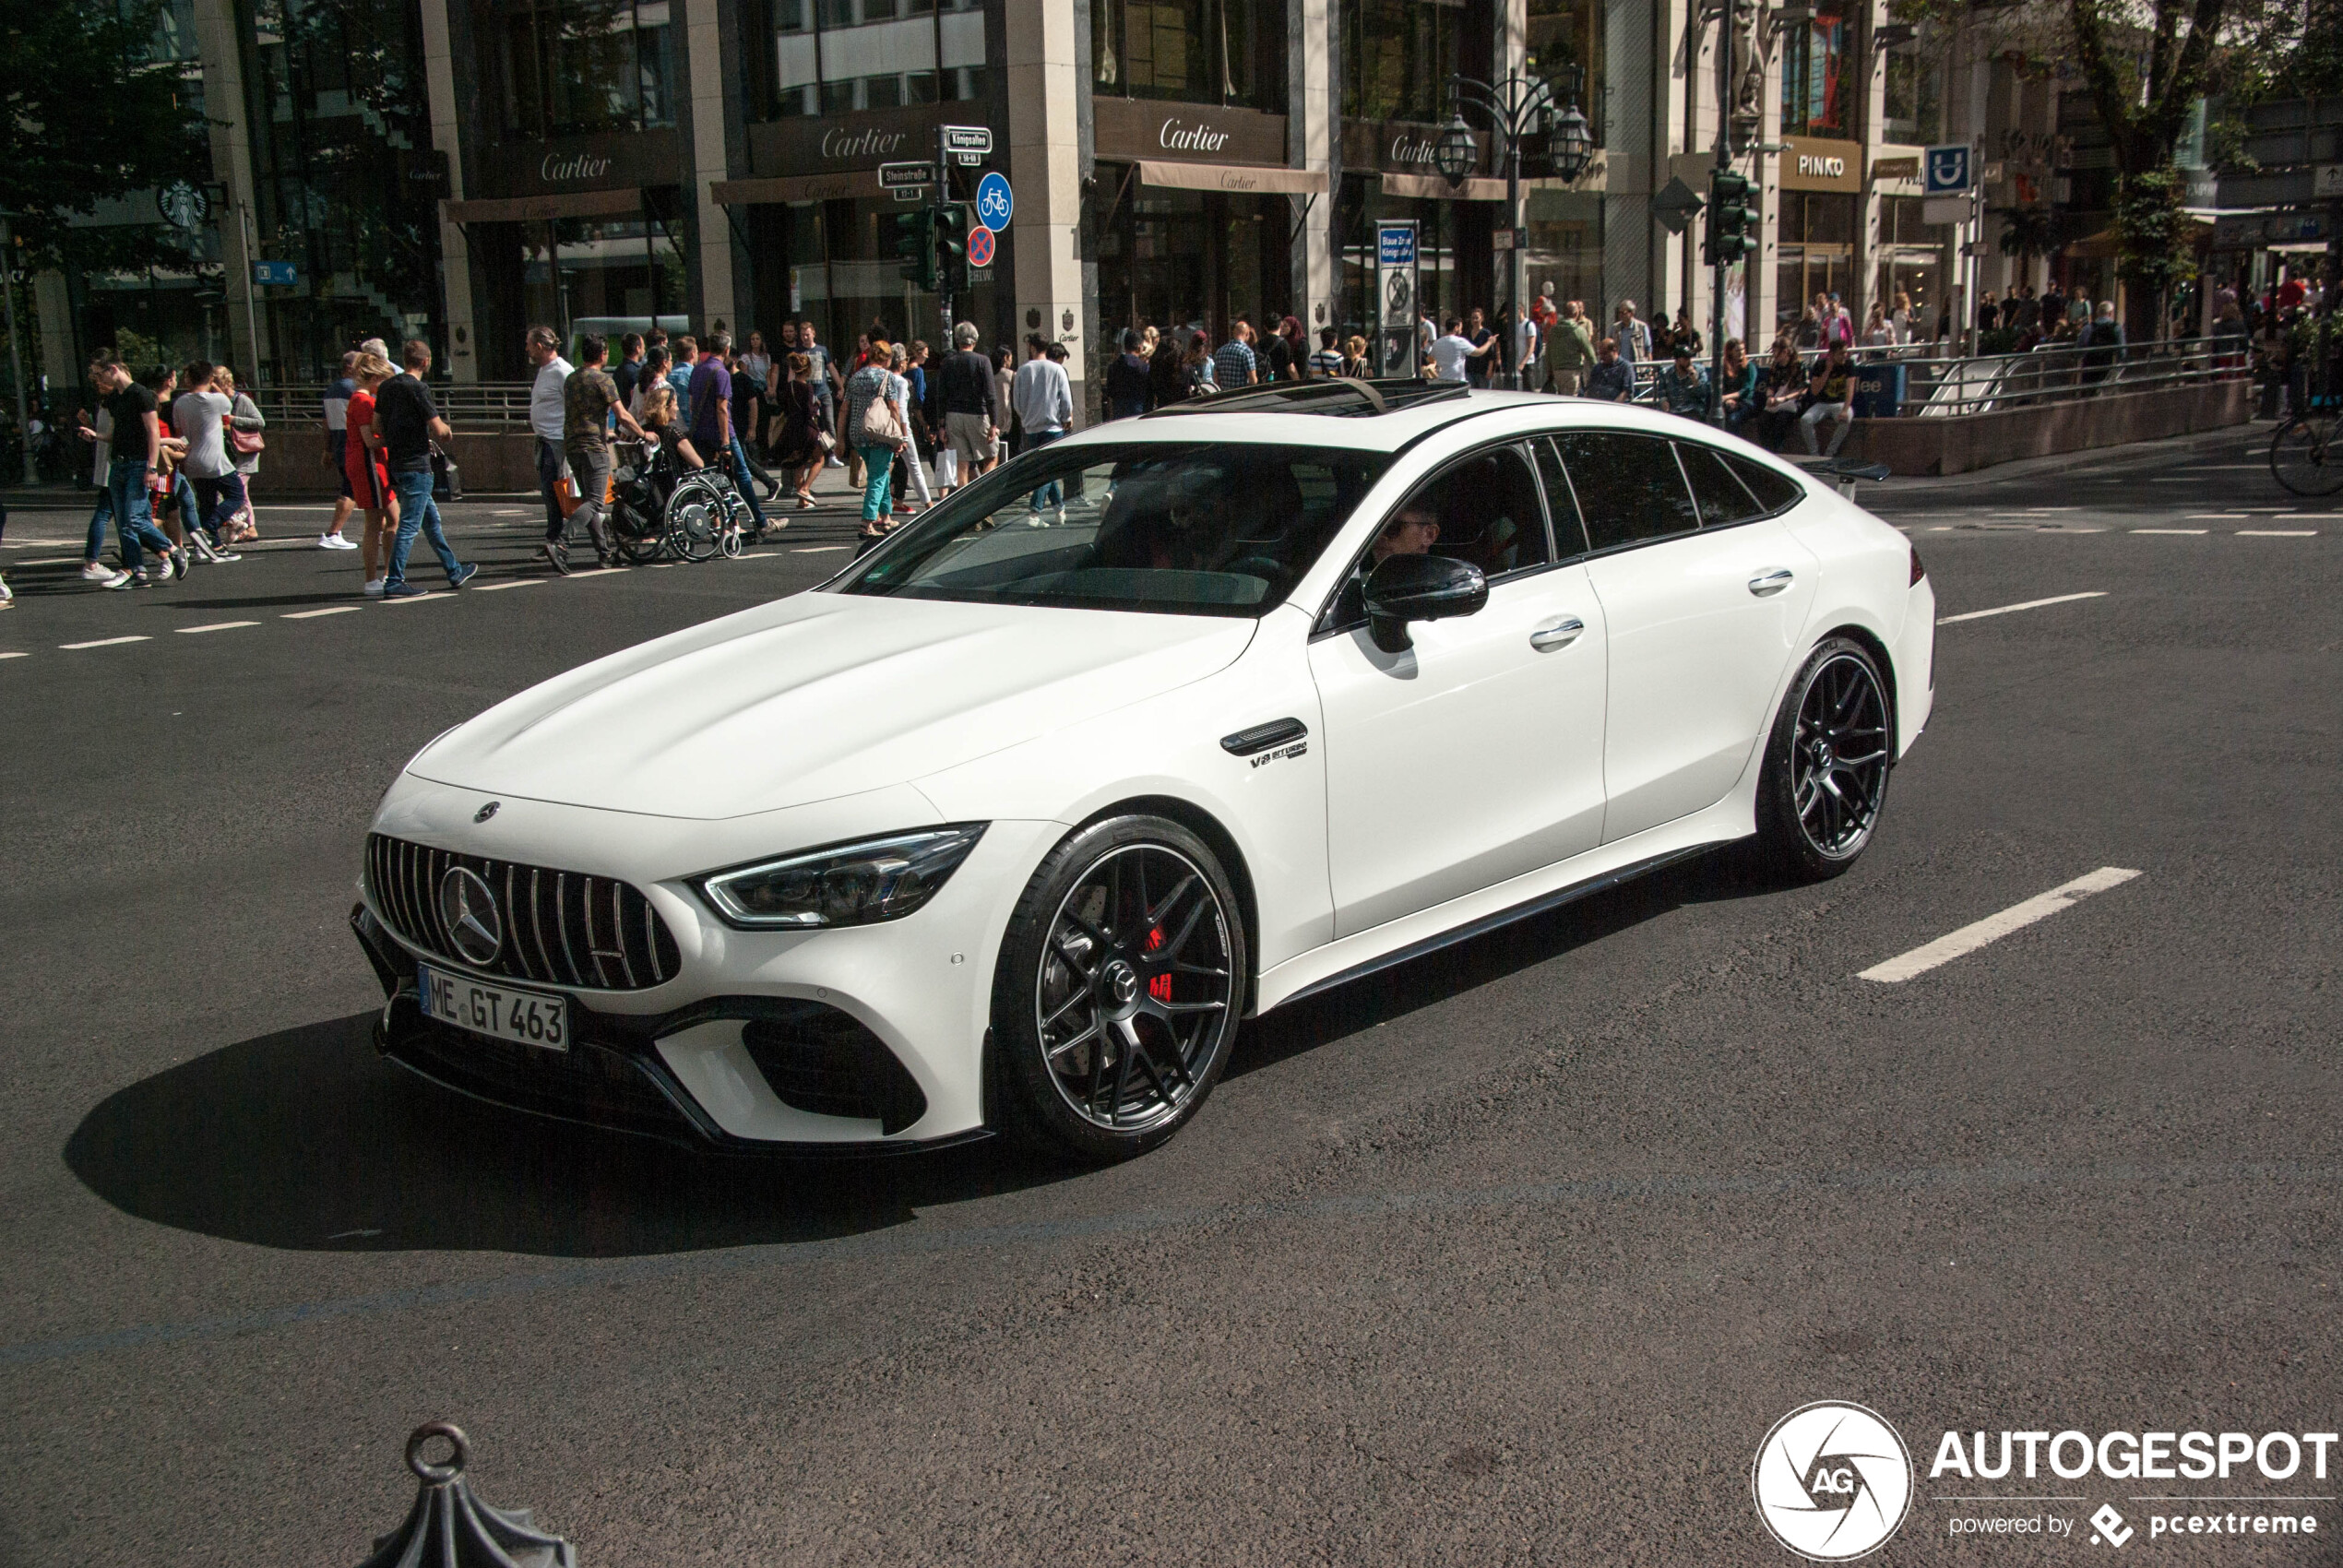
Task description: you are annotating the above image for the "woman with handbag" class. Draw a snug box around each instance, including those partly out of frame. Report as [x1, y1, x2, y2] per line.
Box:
[845, 335, 909, 542]
[888, 342, 934, 517]
[767, 352, 827, 509]
[216, 366, 266, 544]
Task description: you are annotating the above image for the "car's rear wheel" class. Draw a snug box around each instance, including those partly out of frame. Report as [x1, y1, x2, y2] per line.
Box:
[1754, 636, 1894, 882]
[990, 815, 1246, 1162]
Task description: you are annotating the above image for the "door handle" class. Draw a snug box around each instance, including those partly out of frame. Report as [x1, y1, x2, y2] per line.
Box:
[1747, 568, 1796, 597]
[1529, 616, 1586, 651]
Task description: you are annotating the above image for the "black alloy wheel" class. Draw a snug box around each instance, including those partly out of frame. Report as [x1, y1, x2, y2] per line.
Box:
[991, 815, 1246, 1162]
[1755, 636, 1894, 881]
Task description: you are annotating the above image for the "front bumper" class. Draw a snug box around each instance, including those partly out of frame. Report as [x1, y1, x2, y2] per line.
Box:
[354, 779, 1062, 1151]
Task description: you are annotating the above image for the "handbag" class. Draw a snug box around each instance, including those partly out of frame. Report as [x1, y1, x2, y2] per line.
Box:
[230, 426, 266, 457]
[431, 443, 462, 503]
[858, 386, 904, 446]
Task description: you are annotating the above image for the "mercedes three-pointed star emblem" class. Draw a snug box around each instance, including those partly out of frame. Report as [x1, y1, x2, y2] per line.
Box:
[436, 865, 503, 967]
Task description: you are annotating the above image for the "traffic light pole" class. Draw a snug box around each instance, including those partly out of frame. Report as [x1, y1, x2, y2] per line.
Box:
[1708, 3, 1733, 426]
[936, 125, 954, 353]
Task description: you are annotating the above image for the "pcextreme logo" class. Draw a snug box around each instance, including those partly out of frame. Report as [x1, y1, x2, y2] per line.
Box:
[1753, 1402, 1915, 1561]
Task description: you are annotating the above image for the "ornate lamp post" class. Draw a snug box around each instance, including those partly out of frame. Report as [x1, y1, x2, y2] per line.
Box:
[1440, 67, 1595, 386]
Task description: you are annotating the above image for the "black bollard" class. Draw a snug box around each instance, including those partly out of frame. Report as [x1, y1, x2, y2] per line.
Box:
[358, 1420, 577, 1568]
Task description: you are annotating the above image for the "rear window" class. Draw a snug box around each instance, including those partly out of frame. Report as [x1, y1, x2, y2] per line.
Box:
[1676, 442, 1766, 528]
[1728, 452, 1806, 514]
[1551, 432, 1699, 551]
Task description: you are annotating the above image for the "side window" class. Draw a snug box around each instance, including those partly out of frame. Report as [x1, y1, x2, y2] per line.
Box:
[1675, 442, 1766, 528]
[1727, 452, 1807, 515]
[1533, 437, 1593, 558]
[1320, 443, 1553, 631]
[1552, 432, 1699, 552]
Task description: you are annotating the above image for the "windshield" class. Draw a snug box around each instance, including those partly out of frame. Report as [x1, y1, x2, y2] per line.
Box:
[837, 442, 1390, 617]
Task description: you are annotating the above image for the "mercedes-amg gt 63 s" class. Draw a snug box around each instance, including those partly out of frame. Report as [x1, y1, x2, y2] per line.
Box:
[352, 379, 1933, 1162]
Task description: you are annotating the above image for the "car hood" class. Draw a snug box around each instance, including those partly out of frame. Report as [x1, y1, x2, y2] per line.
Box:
[407, 591, 1257, 819]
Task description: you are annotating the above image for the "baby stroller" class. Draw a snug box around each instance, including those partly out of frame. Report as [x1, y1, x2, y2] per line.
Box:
[610, 441, 756, 563]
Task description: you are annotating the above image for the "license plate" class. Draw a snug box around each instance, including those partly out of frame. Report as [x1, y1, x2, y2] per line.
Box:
[418, 964, 570, 1052]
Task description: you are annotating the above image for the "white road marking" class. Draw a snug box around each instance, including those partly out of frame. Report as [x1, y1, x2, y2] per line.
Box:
[1859, 868, 2142, 983]
[1936, 591, 2107, 624]
[793, 545, 852, 553]
[2184, 514, 2250, 519]
[381, 590, 446, 602]
[175, 621, 260, 635]
[2238, 529, 2317, 537]
[0, 650, 29, 659]
[2271, 514, 2335, 520]
[469, 578, 542, 591]
[282, 606, 360, 618]
[2131, 528, 2207, 535]
[22, 556, 81, 565]
[565, 567, 627, 578]
[59, 636, 151, 649]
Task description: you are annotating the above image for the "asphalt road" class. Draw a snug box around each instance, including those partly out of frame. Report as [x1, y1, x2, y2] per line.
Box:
[3, 432, 2338, 1565]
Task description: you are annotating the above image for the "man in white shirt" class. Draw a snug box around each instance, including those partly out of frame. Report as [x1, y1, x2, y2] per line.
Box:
[1428, 316, 1490, 384]
[525, 325, 575, 552]
[1009, 335, 1075, 510]
[171, 362, 242, 560]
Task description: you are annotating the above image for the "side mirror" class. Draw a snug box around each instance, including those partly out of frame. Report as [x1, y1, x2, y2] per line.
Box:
[1362, 552, 1489, 653]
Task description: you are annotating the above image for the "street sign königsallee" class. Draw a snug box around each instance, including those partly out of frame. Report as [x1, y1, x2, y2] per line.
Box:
[878, 161, 935, 190]
[943, 125, 993, 156]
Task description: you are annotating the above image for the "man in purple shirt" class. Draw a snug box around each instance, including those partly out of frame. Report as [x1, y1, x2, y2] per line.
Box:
[687, 330, 768, 533]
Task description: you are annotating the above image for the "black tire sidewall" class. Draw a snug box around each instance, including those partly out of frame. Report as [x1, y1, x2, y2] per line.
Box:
[989, 814, 1248, 1162]
[1756, 636, 1891, 882]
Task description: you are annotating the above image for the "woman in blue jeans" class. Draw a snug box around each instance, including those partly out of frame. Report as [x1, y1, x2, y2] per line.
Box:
[845, 346, 906, 542]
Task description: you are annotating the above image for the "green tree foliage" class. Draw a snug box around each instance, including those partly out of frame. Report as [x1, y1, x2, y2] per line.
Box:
[1, 0, 208, 269]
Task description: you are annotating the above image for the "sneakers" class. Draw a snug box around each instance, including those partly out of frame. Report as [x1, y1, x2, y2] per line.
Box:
[363, 576, 387, 596]
[81, 562, 132, 588]
[0, 576, 12, 608]
[168, 547, 190, 580]
[211, 546, 243, 562]
[317, 532, 358, 550]
[381, 580, 428, 599]
[448, 562, 480, 588]
[541, 540, 570, 575]
[187, 533, 221, 564]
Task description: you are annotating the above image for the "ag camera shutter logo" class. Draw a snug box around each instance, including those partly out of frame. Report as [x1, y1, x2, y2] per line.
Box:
[1753, 1401, 1914, 1561]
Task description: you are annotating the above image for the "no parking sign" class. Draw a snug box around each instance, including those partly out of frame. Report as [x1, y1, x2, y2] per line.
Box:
[967, 226, 995, 268]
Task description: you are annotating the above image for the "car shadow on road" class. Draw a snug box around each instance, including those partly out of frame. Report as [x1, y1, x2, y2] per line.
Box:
[1229, 845, 1778, 1080]
[63, 1010, 1065, 1259]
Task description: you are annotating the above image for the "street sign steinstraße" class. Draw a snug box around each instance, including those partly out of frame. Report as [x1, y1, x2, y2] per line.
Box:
[878, 161, 935, 191]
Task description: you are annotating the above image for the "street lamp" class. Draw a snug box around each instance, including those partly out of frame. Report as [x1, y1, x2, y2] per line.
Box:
[1433, 114, 1480, 190]
[1445, 68, 1591, 386]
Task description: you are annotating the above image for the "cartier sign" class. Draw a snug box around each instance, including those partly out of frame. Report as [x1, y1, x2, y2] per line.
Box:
[1779, 135, 1863, 193]
[748, 107, 958, 178]
[476, 129, 682, 198]
[1095, 97, 1287, 166]
[819, 125, 910, 161]
[1340, 120, 1485, 177]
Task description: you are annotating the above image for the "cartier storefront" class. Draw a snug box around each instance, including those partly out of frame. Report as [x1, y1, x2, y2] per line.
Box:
[1090, 100, 1321, 344]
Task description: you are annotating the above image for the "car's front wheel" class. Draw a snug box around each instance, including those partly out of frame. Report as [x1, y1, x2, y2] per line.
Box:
[1754, 636, 1895, 881]
[990, 814, 1247, 1162]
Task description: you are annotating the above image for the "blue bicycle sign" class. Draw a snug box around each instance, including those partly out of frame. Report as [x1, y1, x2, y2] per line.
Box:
[976, 172, 1014, 232]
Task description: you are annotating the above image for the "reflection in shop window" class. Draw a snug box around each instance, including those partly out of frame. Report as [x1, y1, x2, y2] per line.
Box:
[771, 0, 983, 116]
[501, 0, 675, 136]
[1525, 0, 1603, 141]
[1341, 0, 1473, 123]
[1092, 0, 1285, 111]
[1779, 0, 1845, 137]
[1883, 45, 1940, 145]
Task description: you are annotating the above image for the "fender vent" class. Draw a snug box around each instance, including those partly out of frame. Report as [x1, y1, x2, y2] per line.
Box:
[740, 1004, 928, 1134]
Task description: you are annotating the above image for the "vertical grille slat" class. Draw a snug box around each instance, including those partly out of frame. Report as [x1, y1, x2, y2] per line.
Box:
[363, 833, 678, 993]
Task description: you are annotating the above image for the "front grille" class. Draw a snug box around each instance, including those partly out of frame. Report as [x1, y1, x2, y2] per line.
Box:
[366, 832, 682, 992]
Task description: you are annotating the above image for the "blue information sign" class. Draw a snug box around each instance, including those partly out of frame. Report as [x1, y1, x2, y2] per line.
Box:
[975, 172, 1014, 232]
[1923, 145, 1971, 195]
[252, 260, 298, 286]
[1378, 225, 1417, 267]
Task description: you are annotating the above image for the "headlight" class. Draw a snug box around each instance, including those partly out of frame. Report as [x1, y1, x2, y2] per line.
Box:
[694, 825, 988, 929]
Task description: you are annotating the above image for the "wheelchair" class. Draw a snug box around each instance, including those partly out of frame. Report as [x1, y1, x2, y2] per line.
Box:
[610, 441, 758, 564]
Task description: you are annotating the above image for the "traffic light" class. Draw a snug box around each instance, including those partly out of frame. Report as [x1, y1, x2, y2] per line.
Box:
[892, 208, 936, 291]
[1703, 169, 1756, 265]
[1703, 169, 1756, 267]
[934, 203, 971, 294]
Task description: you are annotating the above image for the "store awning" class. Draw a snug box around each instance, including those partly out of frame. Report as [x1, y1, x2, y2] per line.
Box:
[1136, 160, 1327, 196]
[442, 189, 644, 224]
[1378, 172, 1508, 202]
[711, 172, 881, 205]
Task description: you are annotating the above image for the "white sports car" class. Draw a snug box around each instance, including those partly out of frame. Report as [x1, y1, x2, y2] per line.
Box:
[353, 380, 1933, 1161]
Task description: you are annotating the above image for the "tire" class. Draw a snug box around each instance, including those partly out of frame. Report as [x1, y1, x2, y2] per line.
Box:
[1753, 636, 1895, 882]
[989, 814, 1248, 1163]
[668, 479, 724, 562]
[2270, 414, 2343, 497]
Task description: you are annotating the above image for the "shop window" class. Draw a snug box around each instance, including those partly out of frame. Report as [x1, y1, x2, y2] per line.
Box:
[1779, 0, 1846, 138]
[1884, 48, 1940, 145]
[769, 0, 983, 119]
[1342, 0, 1473, 123]
[499, 0, 677, 137]
[1524, 0, 1602, 142]
[1092, 0, 1286, 111]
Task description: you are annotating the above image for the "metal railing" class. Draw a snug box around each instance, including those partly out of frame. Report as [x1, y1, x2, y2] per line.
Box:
[1592, 335, 2253, 420]
[245, 381, 542, 431]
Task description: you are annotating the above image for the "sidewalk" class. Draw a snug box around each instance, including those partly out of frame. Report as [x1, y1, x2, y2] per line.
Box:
[1865, 419, 2277, 497]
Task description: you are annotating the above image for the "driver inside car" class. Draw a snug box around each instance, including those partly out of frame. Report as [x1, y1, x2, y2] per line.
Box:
[1371, 495, 1443, 564]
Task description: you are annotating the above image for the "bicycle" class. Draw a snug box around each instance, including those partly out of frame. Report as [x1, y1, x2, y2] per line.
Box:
[2270, 410, 2343, 496]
